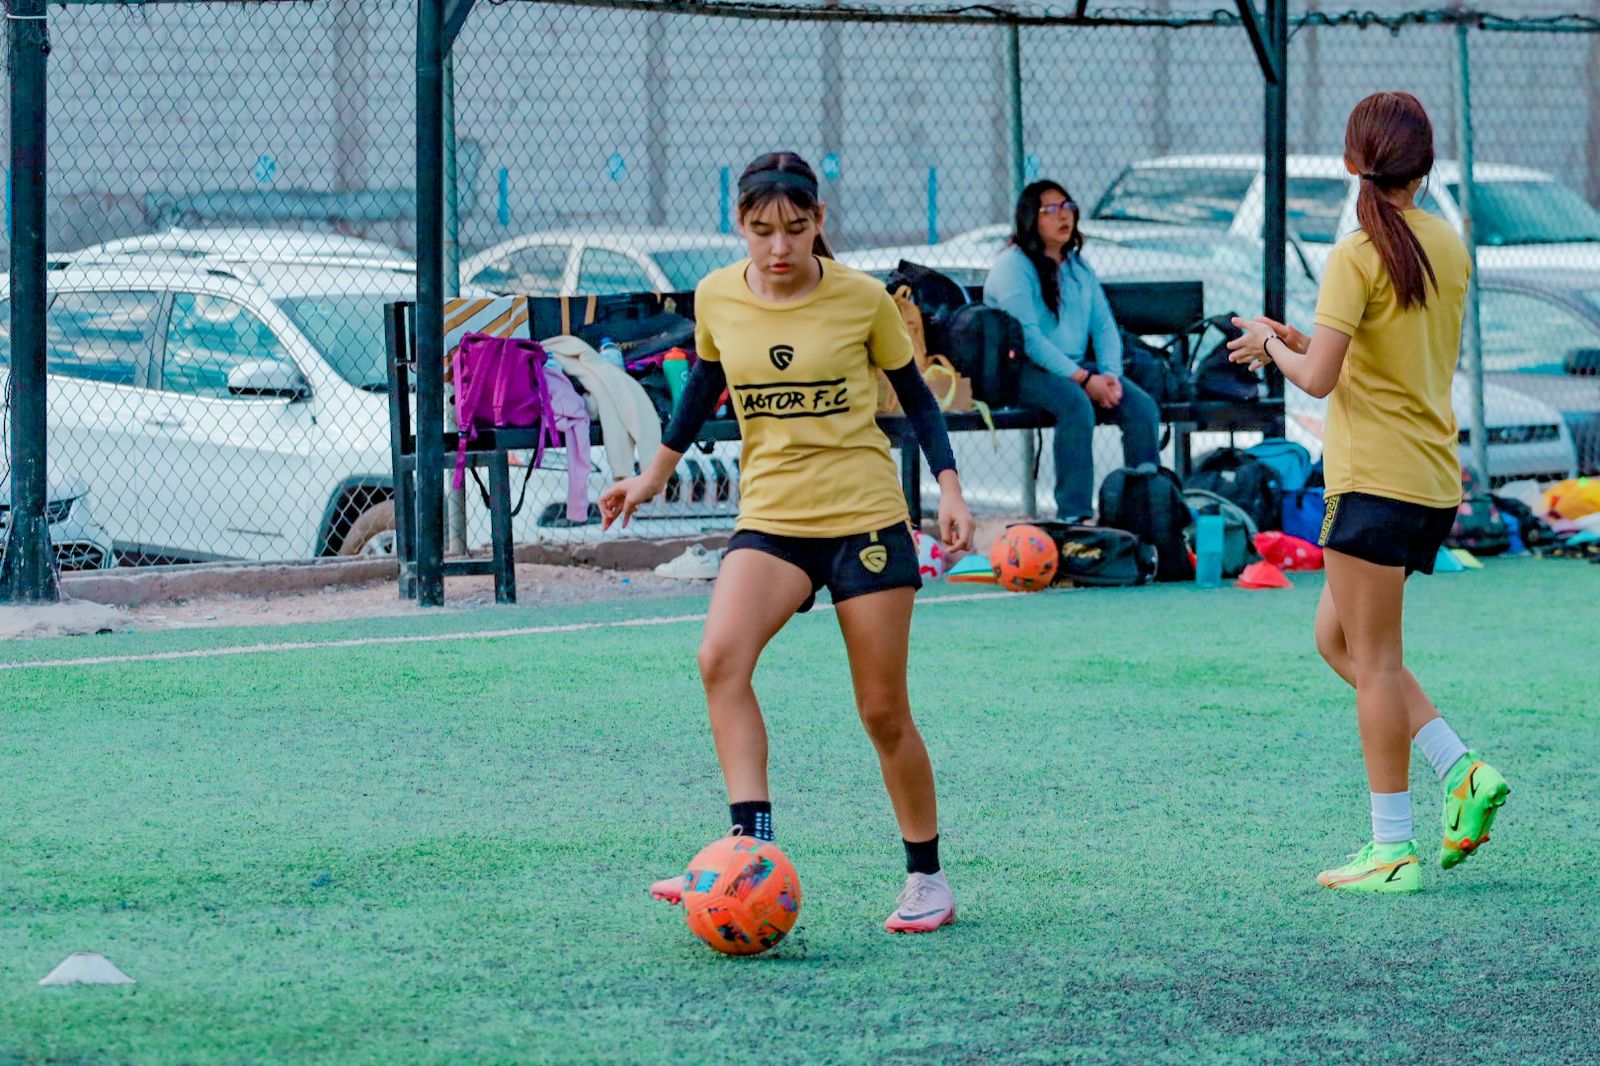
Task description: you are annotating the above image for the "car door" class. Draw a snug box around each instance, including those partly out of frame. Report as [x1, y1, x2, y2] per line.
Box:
[147, 291, 318, 560]
[16, 290, 169, 556]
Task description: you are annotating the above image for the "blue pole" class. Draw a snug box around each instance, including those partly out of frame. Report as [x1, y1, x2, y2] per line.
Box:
[496, 167, 509, 227]
[927, 166, 939, 244]
[719, 166, 732, 234]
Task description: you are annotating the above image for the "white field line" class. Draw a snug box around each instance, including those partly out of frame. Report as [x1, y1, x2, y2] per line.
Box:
[0, 591, 1011, 673]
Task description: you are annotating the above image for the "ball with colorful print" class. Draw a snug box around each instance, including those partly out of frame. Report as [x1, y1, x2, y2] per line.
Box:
[989, 525, 1058, 592]
[681, 834, 802, 956]
[911, 528, 948, 579]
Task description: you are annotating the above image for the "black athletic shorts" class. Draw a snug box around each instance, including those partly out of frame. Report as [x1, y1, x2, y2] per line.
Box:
[726, 521, 922, 613]
[1319, 492, 1458, 575]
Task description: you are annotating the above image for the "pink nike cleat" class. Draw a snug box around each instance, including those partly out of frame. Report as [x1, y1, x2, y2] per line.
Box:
[649, 874, 685, 904]
[884, 870, 956, 933]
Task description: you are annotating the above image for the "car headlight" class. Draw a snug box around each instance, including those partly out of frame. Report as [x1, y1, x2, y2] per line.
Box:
[45, 497, 75, 524]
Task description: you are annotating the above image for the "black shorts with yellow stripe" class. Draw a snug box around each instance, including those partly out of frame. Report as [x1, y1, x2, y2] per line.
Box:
[1319, 492, 1458, 575]
[727, 522, 922, 613]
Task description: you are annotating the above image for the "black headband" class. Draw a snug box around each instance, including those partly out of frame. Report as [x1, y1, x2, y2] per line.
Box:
[738, 169, 819, 199]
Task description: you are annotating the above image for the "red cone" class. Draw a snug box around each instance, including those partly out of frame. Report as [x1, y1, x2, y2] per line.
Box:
[1235, 561, 1294, 589]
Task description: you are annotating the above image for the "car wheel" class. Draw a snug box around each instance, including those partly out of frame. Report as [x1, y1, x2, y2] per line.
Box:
[339, 500, 396, 557]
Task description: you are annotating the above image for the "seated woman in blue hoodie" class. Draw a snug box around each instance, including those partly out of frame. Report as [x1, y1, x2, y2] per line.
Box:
[983, 180, 1160, 523]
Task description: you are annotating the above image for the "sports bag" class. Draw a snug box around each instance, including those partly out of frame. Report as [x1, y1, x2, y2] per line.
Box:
[940, 302, 1024, 407]
[1097, 463, 1194, 582]
[1246, 438, 1314, 491]
[1118, 329, 1191, 406]
[453, 332, 559, 492]
[1182, 488, 1259, 578]
[576, 311, 695, 363]
[1188, 447, 1284, 532]
[1449, 469, 1511, 556]
[1024, 522, 1156, 588]
[1190, 315, 1262, 403]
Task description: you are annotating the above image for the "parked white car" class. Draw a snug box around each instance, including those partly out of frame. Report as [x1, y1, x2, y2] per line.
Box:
[55, 227, 410, 269]
[0, 476, 116, 571]
[461, 228, 746, 296]
[1084, 154, 1600, 273]
[0, 260, 446, 561]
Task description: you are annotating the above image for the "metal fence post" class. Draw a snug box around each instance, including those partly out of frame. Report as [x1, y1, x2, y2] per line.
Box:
[1261, 0, 1288, 326]
[443, 50, 468, 556]
[1455, 12, 1490, 486]
[1, 0, 59, 605]
[1005, 21, 1037, 518]
[415, 0, 446, 606]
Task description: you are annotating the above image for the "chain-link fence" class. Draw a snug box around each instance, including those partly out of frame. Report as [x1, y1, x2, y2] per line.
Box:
[3, 0, 1598, 579]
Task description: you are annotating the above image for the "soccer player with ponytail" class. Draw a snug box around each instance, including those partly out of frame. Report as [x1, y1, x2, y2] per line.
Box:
[1229, 93, 1509, 892]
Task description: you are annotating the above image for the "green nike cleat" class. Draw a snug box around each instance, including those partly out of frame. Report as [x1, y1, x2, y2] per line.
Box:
[1441, 753, 1509, 869]
[1317, 840, 1422, 893]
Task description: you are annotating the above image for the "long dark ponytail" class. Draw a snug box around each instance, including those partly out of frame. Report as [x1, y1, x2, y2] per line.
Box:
[1010, 180, 1082, 318]
[1346, 91, 1437, 309]
[736, 152, 833, 259]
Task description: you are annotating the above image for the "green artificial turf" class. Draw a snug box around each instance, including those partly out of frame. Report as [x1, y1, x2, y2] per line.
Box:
[2, 559, 1596, 1064]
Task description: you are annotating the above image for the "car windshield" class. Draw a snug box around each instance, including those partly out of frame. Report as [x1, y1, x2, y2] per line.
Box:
[1091, 167, 1256, 228]
[275, 294, 401, 390]
[649, 246, 744, 290]
[1447, 181, 1600, 245]
[1477, 286, 1600, 372]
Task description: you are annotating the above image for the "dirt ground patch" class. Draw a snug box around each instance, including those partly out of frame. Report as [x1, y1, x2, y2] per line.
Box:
[115, 563, 702, 631]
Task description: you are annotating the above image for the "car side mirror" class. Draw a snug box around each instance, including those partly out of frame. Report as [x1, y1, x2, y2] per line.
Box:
[1563, 348, 1600, 376]
[228, 360, 310, 400]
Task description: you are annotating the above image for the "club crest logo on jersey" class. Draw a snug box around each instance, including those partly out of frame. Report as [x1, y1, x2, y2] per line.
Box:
[769, 344, 795, 371]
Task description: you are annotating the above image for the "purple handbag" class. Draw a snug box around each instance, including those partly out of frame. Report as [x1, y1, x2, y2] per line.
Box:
[452, 332, 558, 491]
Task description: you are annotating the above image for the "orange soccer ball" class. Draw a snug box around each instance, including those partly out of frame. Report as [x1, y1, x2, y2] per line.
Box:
[990, 525, 1059, 592]
[681, 835, 802, 956]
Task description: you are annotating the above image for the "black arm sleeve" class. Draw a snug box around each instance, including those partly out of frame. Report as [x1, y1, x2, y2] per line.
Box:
[883, 361, 957, 477]
[661, 359, 728, 454]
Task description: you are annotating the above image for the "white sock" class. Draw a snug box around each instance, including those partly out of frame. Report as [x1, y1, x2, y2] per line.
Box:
[1414, 718, 1469, 781]
[1370, 791, 1413, 844]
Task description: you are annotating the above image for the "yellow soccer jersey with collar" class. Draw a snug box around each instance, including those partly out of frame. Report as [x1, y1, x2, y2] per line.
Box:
[693, 259, 915, 538]
[1314, 209, 1471, 508]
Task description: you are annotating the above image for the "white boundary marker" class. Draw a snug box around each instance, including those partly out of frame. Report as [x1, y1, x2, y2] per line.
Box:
[0, 591, 1010, 673]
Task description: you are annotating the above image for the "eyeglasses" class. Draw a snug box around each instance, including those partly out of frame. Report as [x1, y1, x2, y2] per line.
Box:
[1038, 201, 1078, 216]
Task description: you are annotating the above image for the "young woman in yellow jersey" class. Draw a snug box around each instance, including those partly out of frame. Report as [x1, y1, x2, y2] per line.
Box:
[1230, 93, 1508, 893]
[600, 152, 975, 932]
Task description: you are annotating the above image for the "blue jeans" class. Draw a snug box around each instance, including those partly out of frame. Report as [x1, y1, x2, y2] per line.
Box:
[1019, 364, 1161, 519]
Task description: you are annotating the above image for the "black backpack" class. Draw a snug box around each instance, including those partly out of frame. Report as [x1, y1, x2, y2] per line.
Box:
[1490, 492, 1555, 550]
[887, 260, 969, 354]
[1097, 464, 1195, 582]
[1022, 522, 1156, 587]
[1119, 329, 1192, 406]
[1190, 315, 1262, 403]
[941, 303, 1025, 408]
[1187, 448, 1284, 532]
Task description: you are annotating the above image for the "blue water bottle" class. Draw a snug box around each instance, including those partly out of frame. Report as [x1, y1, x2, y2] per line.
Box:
[1196, 514, 1225, 588]
[598, 337, 626, 371]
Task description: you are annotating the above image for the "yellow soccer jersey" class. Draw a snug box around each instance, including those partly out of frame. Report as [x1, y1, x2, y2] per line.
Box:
[693, 258, 915, 537]
[1314, 209, 1471, 508]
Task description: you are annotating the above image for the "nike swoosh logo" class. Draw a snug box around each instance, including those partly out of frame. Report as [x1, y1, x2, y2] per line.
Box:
[1468, 767, 1479, 797]
[896, 908, 947, 921]
[1451, 810, 1462, 831]
[1385, 865, 1408, 883]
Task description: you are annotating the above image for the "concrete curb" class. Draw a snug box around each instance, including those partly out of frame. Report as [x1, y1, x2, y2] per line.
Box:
[62, 557, 401, 608]
[59, 535, 735, 608]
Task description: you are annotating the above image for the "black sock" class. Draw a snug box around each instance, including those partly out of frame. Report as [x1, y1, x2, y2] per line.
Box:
[903, 834, 941, 875]
[729, 801, 773, 842]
